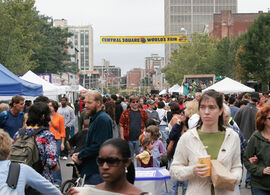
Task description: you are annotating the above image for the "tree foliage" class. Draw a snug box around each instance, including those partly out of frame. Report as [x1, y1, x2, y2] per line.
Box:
[211, 37, 239, 78]
[162, 33, 218, 85]
[163, 15, 270, 92]
[0, 0, 41, 74]
[237, 13, 270, 91]
[0, 0, 75, 75]
[31, 16, 75, 74]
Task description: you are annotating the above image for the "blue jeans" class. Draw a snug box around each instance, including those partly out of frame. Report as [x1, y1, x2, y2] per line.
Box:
[53, 139, 62, 185]
[251, 187, 270, 195]
[159, 125, 168, 151]
[84, 173, 103, 185]
[128, 140, 140, 163]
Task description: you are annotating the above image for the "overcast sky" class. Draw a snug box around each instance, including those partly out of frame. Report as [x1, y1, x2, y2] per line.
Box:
[35, 0, 270, 75]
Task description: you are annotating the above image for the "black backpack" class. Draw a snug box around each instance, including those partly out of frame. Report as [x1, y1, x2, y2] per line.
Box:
[9, 128, 44, 173]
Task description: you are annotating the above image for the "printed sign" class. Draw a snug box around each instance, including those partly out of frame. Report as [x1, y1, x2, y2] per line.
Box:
[100, 35, 188, 44]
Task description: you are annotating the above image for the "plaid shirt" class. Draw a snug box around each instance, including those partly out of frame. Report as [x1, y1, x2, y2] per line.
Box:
[13, 127, 58, 183]
[119, 108, 149, 141]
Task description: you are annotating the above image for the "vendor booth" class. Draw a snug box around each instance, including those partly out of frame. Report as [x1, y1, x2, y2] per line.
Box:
[0, 64, 42, 97]
[202, 77, 255, 94]
[21, 71, 64, 100]
[168, 84, 183, 94]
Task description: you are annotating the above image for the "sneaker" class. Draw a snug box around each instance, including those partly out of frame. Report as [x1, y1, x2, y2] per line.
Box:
[62, 156, 68, 160]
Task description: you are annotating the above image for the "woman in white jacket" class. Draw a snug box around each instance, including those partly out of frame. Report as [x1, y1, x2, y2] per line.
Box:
[170, 89, 242, 195]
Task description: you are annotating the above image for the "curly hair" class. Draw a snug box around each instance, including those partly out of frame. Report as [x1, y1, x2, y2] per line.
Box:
[256, 103, 270, 131]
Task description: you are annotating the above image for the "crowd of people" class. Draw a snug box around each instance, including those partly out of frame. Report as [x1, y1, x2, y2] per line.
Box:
[0, 89, 269, 195]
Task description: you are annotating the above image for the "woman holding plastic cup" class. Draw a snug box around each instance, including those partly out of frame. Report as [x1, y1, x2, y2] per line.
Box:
[170, 89, 242, 195]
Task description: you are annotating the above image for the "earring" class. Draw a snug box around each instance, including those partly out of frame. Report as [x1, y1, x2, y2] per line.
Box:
[125, 167, 128, 173]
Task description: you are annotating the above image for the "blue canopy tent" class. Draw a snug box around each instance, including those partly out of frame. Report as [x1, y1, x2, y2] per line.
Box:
[0, 64, 43, 96]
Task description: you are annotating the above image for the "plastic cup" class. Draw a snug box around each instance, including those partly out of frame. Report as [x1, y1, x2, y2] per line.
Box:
[198, 155, 211, 176]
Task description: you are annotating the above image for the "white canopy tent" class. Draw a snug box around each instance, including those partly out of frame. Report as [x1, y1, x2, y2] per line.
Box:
[168, 84, 183, 94]
[21, 71, 62, 98]
[202, 77, 255, 94]
[159, 89, 167, 95]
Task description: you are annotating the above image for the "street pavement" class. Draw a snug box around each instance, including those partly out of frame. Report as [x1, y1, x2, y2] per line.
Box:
[60, 157, 252, 195]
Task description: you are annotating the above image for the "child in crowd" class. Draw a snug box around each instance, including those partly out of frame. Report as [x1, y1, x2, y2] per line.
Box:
[136, 138, 154, 168]
[145, 125, 165, 167]
[139, 119, 159, 145]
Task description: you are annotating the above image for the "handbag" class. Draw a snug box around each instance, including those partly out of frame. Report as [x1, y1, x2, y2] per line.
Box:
[210, 160, 237, 191]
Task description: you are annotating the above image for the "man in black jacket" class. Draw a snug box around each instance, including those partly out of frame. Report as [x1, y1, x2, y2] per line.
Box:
[234, 92, 259, 189]
[111, 94, 123, 126]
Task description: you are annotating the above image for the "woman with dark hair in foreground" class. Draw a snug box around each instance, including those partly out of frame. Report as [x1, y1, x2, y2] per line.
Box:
[69, 138, 149, 195]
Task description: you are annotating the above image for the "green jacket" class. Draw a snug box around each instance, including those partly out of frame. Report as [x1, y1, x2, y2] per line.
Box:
[244, 130, 270, 190]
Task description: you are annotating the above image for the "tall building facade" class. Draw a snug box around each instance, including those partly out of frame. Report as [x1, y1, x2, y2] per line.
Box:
[127, 68, 144, 89]
[68, 26, 94, 72]
[54, 19, 95, 89]
[54, 19, 94, 73]
[145, 54, 166, 90]
[164, 0, 237, 65]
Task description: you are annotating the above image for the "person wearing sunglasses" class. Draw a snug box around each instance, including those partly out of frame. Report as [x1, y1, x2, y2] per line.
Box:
[119, 95, 149, 163]
[244, 104, 270, 195]
[69, 138, 149, 195]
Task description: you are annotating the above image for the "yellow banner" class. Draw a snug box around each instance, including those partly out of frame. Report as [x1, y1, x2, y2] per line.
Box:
[100, 35, 188, 44]
[120, 89, 137, 92]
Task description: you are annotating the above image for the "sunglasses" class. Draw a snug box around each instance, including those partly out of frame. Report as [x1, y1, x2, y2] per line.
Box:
[96, 157, 128, 167]
[131, 101, 139, 104]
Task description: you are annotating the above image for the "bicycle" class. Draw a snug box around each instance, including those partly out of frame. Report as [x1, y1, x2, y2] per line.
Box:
[60, 161, 86, 195]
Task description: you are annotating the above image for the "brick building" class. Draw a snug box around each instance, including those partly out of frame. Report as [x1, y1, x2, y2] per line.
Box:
[126, 68, 144, 89]
[209, 10, 262, 39]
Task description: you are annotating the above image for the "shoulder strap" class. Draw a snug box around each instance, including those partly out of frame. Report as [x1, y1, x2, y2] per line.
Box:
[49, 121, 60, 133]
[6, 162, 20, 189]
[31, 127, 46, 137]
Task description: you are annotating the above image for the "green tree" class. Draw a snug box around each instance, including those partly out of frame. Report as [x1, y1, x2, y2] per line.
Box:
[210, 37, 238, 78]
[162, 33, 217, 85]
[31, 16, 75, 74]
[0, 0, 41, 74]
[237, 13, 270, 91]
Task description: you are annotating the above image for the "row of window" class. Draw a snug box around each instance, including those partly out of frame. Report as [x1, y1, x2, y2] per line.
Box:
[170, 15, 213, 23]
[170, 0, 236, 4]
[170, 5, 236, 14]
[80, 66, 89, 71]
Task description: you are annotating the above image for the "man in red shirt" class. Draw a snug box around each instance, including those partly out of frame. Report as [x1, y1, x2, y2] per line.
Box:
[119, 95, 148, 162]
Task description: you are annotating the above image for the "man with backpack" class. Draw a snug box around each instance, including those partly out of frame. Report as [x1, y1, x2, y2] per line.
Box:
[0, 95, 25, 138]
